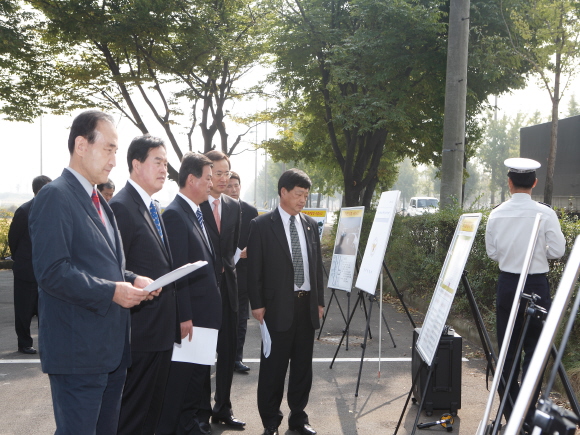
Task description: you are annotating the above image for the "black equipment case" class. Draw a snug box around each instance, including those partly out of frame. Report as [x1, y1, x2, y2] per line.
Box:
[411, 328, 462, 416]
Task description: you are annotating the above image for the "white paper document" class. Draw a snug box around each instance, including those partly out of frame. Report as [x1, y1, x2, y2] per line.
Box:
[171, 327, 219, 365]
[143, 261, 208, 292]
[234, 248, 242, 264]
[260, 321, 271, 358]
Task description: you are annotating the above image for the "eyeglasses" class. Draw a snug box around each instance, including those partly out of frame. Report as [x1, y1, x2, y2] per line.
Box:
[214, 171, 232, 178]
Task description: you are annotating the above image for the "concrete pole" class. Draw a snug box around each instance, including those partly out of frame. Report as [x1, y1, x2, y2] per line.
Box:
[439, 0, 470, 208]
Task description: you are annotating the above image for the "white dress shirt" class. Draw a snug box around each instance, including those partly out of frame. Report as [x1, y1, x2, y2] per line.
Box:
[485, 193, 566, 274]
[278, 206, 311, 291]
[178, 192, 211, 248]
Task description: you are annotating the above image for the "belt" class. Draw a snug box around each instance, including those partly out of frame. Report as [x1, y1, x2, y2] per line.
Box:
[500, 271, 547, 276]
[295, 290, 310, 298]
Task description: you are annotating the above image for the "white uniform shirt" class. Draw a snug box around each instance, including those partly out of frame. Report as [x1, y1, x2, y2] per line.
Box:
[485, 193, 566, 274]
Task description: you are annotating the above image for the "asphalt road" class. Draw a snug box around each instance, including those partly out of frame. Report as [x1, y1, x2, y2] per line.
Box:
[0, 269, 498, 435]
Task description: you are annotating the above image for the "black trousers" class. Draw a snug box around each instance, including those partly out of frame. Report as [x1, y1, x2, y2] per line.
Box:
[117, 349, 172, 435]
[258, 292, 315, 429]
[13, 277, 38, 349]
[496, 272, 550, 422]
[213, 279, 238, 418]
[157, 362, 212, 435]
[236, 292, 250, 361]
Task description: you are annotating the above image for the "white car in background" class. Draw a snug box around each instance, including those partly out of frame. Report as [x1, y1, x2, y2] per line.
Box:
[406, 196, 439, 216]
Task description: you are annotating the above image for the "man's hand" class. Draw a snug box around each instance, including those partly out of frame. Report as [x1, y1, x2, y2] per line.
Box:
[318, 305, 324, 319]
[252, 307, 265, 324]
[240, 247, 247, 259]
[133, 276, 161, 301]
[181, 320, 193, 341]
[113, 282, 149, 308]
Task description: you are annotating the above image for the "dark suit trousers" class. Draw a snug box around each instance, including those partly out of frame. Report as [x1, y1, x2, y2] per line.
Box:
[117, 349, 172, 435]
[236, 292, 250, 361]
[157, 362, 212, 434]
[213, 277, 238, 418]
[48, 362, 126, 435]
[13, 277, 38, 348]
[258, 293, 315, 429]
[496, 272, 550, 422]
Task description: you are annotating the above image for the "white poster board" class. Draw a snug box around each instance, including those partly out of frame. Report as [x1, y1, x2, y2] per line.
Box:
[301, 208, 328, 239]
[354, 191, 400, 294]
[328, 207, 365, 291]
[416, 213, 482, 366]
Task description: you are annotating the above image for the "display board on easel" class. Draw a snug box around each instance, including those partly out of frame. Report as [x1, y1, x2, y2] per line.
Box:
[301, 208, 328, 239]
[416, 213, 482, 366]
[355, 191, 400, 294]
[328, 207, 365, 291]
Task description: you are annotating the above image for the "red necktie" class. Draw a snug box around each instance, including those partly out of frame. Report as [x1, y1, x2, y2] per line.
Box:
[92, 189, 105, 224]
[213, 199, 221, 233]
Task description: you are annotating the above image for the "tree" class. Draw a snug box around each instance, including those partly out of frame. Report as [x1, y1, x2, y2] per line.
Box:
[568, 94, 580, 117]
[477, 111, 524, 205]
[27, 0, 270, 180]
[502, 0, 580, 204]
[259, 0, 532, 207]
[391, 158, 419, 206]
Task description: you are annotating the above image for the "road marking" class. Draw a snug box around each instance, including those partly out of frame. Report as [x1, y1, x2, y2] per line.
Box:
[0, 357, 469, 364]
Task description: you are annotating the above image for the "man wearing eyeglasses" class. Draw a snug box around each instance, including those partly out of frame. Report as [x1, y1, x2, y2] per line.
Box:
[200, 150, 245, 429]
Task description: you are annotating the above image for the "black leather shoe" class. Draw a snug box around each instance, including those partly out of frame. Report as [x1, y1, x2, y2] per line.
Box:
[289, 423, 317, 435]
[234, 361, 250, 372]
[198, 421, 212, 434]
[18, 346, 37, 354]
[211, 415, 246, 427]
[262, 427, 278, 435]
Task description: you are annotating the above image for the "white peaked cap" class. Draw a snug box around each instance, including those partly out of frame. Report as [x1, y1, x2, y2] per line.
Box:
[504, 158, 541, 173]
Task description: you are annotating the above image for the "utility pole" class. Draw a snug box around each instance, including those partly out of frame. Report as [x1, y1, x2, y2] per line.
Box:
[439, 0, 470, 208]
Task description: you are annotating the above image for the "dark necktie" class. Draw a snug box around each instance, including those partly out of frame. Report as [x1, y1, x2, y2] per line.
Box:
[196, 208, 206, 234]
[289, 215, 305, 288]
[149, 201, 164, 242]
[91, 189, 105, 224]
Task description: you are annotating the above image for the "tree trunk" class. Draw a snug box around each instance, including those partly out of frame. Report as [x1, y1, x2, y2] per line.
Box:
[544, 55, 561, 205]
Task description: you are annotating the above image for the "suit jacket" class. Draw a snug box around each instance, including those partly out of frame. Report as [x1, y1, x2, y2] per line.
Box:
[8, 199, 36, 282]
[163, 195, 222, 330]
[247, 208, 325, 332]
[109, 182, 178, 352]
[29, 169, 137, 374]
[237, 200, 258, 297]
[200, 195, 241, 311]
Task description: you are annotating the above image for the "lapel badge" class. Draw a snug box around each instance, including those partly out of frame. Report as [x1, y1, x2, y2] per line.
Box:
[307, 227, 311, 230]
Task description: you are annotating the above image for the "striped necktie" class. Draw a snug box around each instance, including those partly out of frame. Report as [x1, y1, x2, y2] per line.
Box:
[91, 189, 105, 224]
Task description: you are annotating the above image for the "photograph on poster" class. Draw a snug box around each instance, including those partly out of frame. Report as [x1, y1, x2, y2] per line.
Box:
[302, 208, 328, 239]
[328, 207, 365, 292]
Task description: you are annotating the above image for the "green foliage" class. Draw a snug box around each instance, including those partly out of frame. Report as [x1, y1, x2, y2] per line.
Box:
[567, 94, 580, 117]
[0, 212, 13, 259]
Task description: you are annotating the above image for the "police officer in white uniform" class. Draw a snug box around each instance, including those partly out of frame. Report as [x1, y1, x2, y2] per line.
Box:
[485, 158, 566, 427]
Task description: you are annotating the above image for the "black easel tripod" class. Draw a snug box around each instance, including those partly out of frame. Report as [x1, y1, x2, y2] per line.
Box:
[329, 276, 397, 396]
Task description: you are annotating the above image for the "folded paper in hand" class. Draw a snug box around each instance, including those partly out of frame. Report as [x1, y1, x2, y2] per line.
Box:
[260, 321, 271, 358]
[143, 261, 208, 292]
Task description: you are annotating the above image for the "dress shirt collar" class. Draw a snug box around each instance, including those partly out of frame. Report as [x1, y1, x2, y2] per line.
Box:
[65, 167, 94, 197]
[128, 178, 153, 208]
[178, 192, 201, 214]
[510, 192, 532, 202]
[277, 205, 302, 228]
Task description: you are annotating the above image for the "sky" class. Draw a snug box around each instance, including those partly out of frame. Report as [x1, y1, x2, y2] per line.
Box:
[2, 71, 580, 207]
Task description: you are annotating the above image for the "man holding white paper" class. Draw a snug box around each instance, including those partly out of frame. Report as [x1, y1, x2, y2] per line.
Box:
[157, 153, 222, 435]
[247, 169, 325, 435]
[109, 135, 178, 434]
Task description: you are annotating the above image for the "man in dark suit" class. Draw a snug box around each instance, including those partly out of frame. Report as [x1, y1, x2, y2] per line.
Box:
[157, 152, 222, 435]
[225, 171, 258, 373]
[109, 135, 178, 434]
[200, 150, 245, 427]
[28, 110, 157, 434]
[8, 175, 51, 354]
[97, 178, 115, 202]
[247, 169, 325, 435]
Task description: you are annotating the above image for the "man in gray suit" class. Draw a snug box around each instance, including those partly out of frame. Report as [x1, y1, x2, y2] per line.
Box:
[29, 110, 158, 435]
